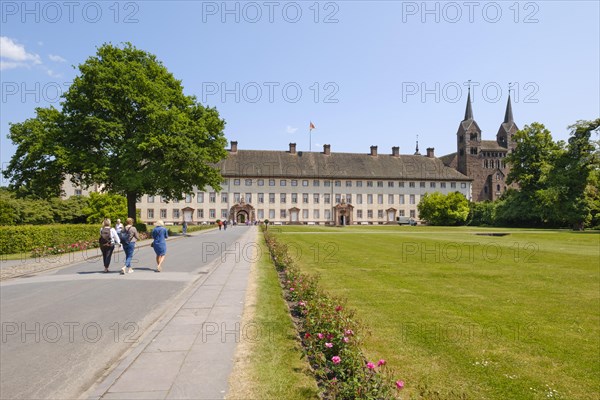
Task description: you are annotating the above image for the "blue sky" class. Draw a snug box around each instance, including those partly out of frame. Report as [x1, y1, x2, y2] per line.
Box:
[1, 1, 599, 183]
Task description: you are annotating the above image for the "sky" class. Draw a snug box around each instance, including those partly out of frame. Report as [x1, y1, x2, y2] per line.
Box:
[1, 0, 599, 185]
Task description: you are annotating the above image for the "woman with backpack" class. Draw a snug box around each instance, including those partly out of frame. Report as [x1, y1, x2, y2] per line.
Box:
[120, 217, 140, 275]
[99, 218, 121, 273]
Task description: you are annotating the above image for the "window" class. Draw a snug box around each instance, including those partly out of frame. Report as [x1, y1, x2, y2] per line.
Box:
[324, 194, 331, 204]
[388, 181, 394, 188]
[209, 192, 216, 203]
[221, 209, 228, 218]
[313, 209, 320, 219]
[324, 210, 331, 220]
[497, 184, 501, 192]
[291, 180, 298, 186]
[147, 209, 154, 219]
[461, 183, 467, 188]
[377, 194, 383, 204]
[410, 210, 416, 218]
[346, 181, 352, 187]
[409, 182, 415, 188]
[409, 194, 416, 205]
[335, 180, 341, 187]
[324, 180, 331, 187]
[430, 182, 436, 188]
[258, 193, 264, 203]
[357, 210, 363, 218]
[234, 193, 241, 202]
[420, 182, 426, 188]
[302, 180, 309, 187]
[245, 193, 252, 203]
[221, 192, 228, 203]
[357, 194, 363, 204]
[291, 193, 298, 203]
[269, 179, 275, 186]
[280, 193, 287, 203]
[75, 189, 82, 196]
[223, 179, 229, 186]
[148, 195, 155, 203]
[160, 209, 167, 218]
[209, 209, 216, 218]
[356, 181, 363, 187]
[440, 182, 446, 188]
[313, 193, 320, 204]
[335, 194, 341, 204]
[197, 209, 204, 218]
[280, 180, 287, 186]
[186, 194, 192, 203]
[399, 182, 405, 188]
[257, 209, 264, 219]
[280, 210, 287, 218]
[388, 194, 394, 204]
[234, 179, 240, 186]
[378, 210, 384, 219]
[400, 195, 405, 204]
[377, 181, 383, 188]
[367, 181, 373, 187]
[451, 182, 457, 188]
[313, 180, 320, 187]
[398, 209, 405, 217]
[302, 209, 309, 219]
[269, 209, 275, 219]
[303, 193, 309, 203]
[470, 147, 478, 155]
[173, 209, 180, 219]
[346, 194, 352, 204]
[197, 193, 204, 203]
[367, 194, 373, 204]
[257, 179, 264, 186]
[269, 193, 275, 203]
[367, 210, 373, 218]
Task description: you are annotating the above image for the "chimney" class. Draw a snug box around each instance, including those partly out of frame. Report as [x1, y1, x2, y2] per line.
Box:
[230, 141, 238, 153]
[323, 144, 331, 155]
[289, 143, 297, 154]
[426, 147, 435, 158]
[392, 146, 400, 157]
[370, 145, 378, 156]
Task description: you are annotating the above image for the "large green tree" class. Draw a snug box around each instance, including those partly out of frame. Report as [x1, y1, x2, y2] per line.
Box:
[417, 191, 470, 226]
[4, 43, 228, 221]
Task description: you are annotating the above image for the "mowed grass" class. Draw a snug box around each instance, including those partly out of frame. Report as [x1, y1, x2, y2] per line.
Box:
[272, 226, 600, 399]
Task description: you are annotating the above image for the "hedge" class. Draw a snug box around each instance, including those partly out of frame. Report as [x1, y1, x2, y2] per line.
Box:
[0, 224, 102, 255]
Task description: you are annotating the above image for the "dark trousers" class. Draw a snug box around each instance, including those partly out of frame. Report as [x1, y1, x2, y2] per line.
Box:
[101, 245, 115, 268]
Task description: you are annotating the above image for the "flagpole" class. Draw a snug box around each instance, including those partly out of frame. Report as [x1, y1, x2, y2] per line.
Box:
[309, 128, 312, 152]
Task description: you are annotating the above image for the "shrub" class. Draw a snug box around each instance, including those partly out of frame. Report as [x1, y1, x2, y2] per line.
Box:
[0, 224, 101, 255]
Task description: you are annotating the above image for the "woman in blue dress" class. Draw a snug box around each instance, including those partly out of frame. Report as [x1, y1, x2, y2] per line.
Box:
[152, 220, 169, 272]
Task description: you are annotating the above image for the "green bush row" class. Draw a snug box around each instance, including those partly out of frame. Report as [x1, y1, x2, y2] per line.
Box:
[0, 224, 102, 255]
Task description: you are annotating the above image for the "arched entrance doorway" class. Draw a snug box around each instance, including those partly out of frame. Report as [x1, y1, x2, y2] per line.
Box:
[333, 199, 354, 226]
[229, 199, 256, 224]
[236, 211, 248, 224]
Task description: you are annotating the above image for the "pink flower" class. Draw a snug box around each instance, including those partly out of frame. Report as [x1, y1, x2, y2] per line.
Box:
[325, 342, 333, 348]
[343, 337, 349, 343]
[367, 362, 375, 369]
[317, 333, 324, 339]
[396, 380, 405, 390]
[290, 287, 295, 291]
[335, 305, 343, 312]
[345, 329, 354, 336]
[378, 359, 386, 366]
[298, 301, 305, 307]
[332, 356, 341, 364]
[304, 332, 311, 339]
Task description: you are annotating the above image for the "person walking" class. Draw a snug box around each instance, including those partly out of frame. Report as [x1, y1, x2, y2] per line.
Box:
[120, 217, 140, 275]
[223, 220, 227, 231]
[182, 220, 188, 236]
[152, 220, 169, 272]
[115, 219, 124, 234]
[99, 218, 121, 273]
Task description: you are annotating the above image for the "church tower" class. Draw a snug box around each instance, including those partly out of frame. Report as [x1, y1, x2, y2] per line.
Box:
[496, 92, 518, 151]
[456, 86, 482, 176]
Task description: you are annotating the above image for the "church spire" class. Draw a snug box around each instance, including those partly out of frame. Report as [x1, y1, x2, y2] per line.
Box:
[504, 87, 514, 123]
[414, 134, 421, 155]
[464, 82, 473, 121]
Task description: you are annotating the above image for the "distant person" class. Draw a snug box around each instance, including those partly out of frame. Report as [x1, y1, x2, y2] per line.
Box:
[120, 218, 140, 275]
[182, 221, 188, 235]
[223, 220, 227, 231]
[218, 220, 222, 231]
[115, 219, 124, 234]
[152, 220, 169, 272]
[99, 218, 121, 273]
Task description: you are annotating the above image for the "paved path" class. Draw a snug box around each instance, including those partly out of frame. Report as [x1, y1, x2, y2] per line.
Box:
[0, 226, 258, 400]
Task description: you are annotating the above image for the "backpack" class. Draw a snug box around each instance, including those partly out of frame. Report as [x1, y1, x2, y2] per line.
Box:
[118, 227, 131, 246]
[99, 227, 113, 247]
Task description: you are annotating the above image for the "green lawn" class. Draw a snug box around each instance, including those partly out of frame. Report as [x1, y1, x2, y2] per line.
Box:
[272, 226, 600, 400]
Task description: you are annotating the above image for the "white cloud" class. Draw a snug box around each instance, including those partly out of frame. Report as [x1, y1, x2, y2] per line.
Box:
[286, 125, 298, 134]
[49, 54, 66, 63]
[0, 37, 41, 65]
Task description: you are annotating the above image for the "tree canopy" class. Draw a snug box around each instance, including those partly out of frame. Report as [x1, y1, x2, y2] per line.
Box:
[417, 191, 470, 226]
[4, 43, 228, 221]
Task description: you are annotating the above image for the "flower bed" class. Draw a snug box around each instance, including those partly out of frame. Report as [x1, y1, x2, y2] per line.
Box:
[263, 229, 405, 399]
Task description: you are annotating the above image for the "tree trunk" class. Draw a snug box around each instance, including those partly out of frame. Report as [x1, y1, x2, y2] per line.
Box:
[126, 192, 137, 223]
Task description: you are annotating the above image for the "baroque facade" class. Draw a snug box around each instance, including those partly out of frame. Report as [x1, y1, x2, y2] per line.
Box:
[63, 94, 519, 225]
